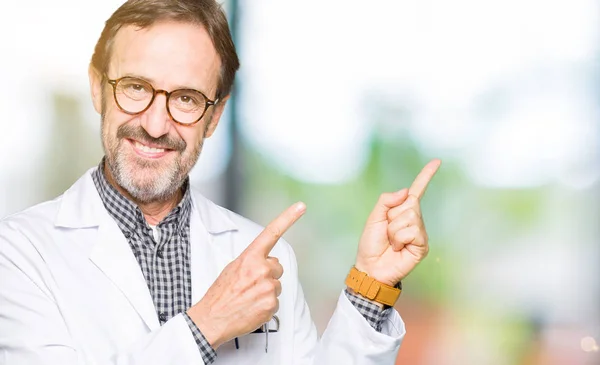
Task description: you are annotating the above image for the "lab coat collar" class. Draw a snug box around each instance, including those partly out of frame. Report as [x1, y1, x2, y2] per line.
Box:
[55, 167, 103, 229]
[189, 186, 238, 235]
[55, 167, 238, 235]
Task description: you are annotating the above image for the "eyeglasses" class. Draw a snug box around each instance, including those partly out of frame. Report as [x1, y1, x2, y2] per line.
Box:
[105, 75, 219, 126]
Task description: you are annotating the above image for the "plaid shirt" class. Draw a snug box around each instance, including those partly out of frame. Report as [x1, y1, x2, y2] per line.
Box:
[92, 160, 390, 364]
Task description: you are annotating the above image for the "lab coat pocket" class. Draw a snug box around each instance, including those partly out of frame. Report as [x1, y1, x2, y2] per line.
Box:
[214, 323, 282, 365]
[237, 331, 281, 365]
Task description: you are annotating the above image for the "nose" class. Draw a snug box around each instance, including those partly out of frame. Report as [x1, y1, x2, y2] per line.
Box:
[140, 91, 172, 138]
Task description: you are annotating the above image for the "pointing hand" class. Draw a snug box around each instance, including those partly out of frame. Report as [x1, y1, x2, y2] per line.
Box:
[355, 159, 441, 287]
[188, 202, 306, 349]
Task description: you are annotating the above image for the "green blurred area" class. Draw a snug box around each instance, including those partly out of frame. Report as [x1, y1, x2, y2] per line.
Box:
[236, 119, 597, 364]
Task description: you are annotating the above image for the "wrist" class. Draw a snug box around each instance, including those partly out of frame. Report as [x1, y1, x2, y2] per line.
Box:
[346, 287, 385, 309]
[187, 304, 225, 349]
[354, 261, 400, 287]
[345, 266, 402, 307]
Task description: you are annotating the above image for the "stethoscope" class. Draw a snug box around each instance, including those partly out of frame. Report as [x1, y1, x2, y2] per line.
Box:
[234, 315, 280, 353]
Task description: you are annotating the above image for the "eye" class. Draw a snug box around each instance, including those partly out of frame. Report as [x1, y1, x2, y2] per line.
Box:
[126, 83, 150, 93]
[179, 95, 193, 104]
[174, 93, 202, 109]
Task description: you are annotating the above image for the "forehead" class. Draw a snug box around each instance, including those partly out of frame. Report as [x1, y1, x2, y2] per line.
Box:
[109, 21, 221, 94]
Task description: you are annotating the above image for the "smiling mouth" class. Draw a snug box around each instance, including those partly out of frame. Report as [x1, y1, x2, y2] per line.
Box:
[128, 139, 173, 158]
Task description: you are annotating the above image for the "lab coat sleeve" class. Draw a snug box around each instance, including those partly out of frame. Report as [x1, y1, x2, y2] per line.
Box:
[0, 227, 204, 365]
[286, 245, 406, 365]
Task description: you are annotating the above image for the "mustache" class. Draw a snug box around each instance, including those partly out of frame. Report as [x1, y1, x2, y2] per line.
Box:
[116, 125, 186, 152]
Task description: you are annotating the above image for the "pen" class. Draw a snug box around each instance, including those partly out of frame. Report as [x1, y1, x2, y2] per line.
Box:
[265, 321, 269, 353]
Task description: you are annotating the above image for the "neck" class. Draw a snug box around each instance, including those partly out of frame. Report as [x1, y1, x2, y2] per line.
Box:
[103, 164, 183, 226]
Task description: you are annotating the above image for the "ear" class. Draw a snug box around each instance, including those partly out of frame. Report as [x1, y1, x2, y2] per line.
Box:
[204, 95, 230, 138]
[88, 65, 103, 114]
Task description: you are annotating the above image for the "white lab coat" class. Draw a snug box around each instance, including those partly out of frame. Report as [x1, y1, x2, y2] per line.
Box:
[0, 168, 405, 365]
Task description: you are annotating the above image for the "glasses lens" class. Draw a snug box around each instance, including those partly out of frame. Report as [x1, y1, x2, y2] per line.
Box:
[115, 78, 153, 114]
[169, 89, 207, 124]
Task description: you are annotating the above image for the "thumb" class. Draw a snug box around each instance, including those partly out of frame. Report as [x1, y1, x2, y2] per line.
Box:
[365, 189, 409, 225]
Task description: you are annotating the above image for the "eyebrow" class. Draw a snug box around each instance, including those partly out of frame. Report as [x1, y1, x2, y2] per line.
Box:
[120, 72, 211, 96]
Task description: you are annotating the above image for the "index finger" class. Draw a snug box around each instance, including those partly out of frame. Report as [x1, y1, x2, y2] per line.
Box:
[409, 159, 441, 200]
[245, 202, 307, 257]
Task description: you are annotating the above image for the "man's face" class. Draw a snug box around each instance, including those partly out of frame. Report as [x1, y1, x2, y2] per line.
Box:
[89, 21, 225, 203]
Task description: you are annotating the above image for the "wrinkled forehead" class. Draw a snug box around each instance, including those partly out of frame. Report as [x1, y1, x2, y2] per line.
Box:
[108, 20, 221, 97]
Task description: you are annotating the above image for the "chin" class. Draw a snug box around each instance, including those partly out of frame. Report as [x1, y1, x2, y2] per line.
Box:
[123, 173, 181, 204]
[113, 153, 184, 204]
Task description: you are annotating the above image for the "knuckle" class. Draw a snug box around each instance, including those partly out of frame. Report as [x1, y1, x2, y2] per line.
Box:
[407, 209, 418, 221]
[393, 230, 402, 242]
[413, 224, 421, 235]
[386, 212, 395, 222]
[407, 194, 419, 204]
[390, 207, 405, 221]
[264, 296, 278, 313]
[387, 224, 398, 238]
[402, 230, 415, 244]
[261, 280, 276, 295]
[270, 296, 279, 309]
[262, 297, 279, 315]
[269, 296, 277, 307]
[267, 280, 277, 294]
[258, 265, 271, 279]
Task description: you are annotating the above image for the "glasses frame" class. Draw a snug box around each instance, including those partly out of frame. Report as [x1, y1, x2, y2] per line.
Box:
[105, 75, 219, 126]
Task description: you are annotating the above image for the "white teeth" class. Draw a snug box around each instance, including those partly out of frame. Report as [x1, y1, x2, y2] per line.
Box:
[134, 141, 165, 154]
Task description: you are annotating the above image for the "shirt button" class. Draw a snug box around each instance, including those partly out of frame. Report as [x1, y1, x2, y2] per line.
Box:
[124, 231, 131, 239]
[157, 249, 164, 258]
[158, 312, 167, 323]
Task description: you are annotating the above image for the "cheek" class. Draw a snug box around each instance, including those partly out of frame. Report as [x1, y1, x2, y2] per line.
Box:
[176, 125, 205, 153]
[104, 114, 129, 138]
[102, 102, 135, 137]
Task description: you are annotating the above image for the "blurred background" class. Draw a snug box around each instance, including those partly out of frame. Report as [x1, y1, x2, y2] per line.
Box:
[1, 1, 599, 364]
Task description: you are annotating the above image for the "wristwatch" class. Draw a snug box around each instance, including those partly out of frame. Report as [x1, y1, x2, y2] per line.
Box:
[345, 266, 402, 307]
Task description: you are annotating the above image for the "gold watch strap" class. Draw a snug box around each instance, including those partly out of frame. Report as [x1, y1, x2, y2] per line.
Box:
[345, 266, 401, 307]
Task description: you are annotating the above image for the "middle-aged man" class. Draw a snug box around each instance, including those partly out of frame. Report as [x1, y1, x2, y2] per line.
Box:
[0, 1, 441, 364]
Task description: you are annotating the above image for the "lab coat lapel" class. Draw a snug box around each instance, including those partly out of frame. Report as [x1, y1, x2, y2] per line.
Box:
[90, 217, 160, 331]
[189, 189, 238, 304]
[58, 168, 159, 332]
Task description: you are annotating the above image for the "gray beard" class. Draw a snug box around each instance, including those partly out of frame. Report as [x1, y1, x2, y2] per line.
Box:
[108, 146, 187, 204]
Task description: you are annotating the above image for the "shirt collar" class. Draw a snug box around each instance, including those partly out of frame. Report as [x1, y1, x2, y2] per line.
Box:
[91, 158, 192, 235]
